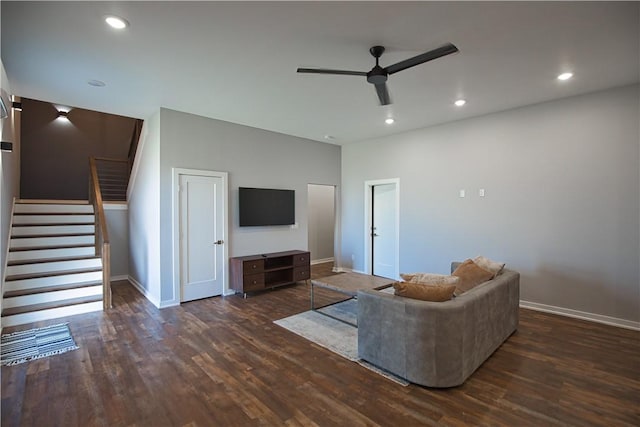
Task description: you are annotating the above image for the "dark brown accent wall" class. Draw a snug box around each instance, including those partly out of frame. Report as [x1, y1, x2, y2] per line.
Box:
[20, 98, 138, 200]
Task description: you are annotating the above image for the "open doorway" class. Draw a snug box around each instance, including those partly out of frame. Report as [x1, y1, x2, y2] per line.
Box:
[307, 184, 336, 273]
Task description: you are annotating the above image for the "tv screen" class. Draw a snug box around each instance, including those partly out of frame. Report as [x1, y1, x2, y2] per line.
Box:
[239, 187, 295, 226]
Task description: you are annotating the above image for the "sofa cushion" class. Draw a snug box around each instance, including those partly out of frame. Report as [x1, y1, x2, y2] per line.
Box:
[392, 281, 456, 302]
[452, 259, 494, 295]
[400, 273, 460, 287]
[473, 255, 505, 278]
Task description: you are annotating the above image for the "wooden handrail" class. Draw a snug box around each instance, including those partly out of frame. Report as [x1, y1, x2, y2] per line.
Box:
[127, 119, 143, 175]
[89, 157, 112, 309]
[93, 156, 129, 163]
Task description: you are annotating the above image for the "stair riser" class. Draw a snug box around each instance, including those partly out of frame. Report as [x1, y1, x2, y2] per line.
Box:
[14, 204, 94, 214]
[10, 235, 94, 249]
[2, 286, 103, 309]
[13, 215, 95, 225]
[12, 225, 95, 236]
[8, 247, 96, 262]
[1, 301, 103, 328]
[6, 258, 102, 276]
[4, 271, 103, 293]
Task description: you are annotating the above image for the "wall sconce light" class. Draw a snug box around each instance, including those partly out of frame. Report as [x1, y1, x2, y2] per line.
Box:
[57, 110, 70, 121]
[12, 101, 22, 111]
[1, 141, 13, 152]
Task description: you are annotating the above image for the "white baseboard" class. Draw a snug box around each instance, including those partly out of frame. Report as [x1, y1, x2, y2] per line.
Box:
[128, 276, 161, 309]
[520, 300, 640, 331]
[311, 257, 334, 265]
[331, 267, 368, 274]
[127, 276, 180, 308]
[110, 275, 129, 282]
[159, 299, 180, 308]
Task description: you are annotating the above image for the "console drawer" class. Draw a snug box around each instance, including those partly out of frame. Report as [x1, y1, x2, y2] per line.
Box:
[293, 267, 311, 281]
[293, 253, 310, 266]
[243, 260, 264, 274]
[243, 274, 265, 290]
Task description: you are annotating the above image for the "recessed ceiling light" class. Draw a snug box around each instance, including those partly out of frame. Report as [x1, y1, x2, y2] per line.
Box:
[454, 99, 466, 107]
[88, 79, 106, 87]
[557, 72, 573, 81]
[105, 15, 129, 30]
[385, 118, 395, 125]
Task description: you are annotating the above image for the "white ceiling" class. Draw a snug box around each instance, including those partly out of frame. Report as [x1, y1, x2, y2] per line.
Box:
[2, 1, 638, 144]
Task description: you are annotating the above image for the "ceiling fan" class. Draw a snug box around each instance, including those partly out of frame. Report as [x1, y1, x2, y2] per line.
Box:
[297, 43, 459, 106]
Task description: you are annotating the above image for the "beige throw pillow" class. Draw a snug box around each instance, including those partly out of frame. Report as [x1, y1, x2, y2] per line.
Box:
[400, 273, 460, 287]
[452, 259, 494, 295]
[473, 255, 505, 278]
[393, 281, 456, 302]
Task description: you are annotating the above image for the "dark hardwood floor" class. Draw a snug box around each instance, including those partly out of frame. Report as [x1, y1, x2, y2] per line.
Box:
[2, 262, 639, 426]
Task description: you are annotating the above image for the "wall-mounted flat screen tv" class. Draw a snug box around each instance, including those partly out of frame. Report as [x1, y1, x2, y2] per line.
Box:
[239, 187, 295, 227]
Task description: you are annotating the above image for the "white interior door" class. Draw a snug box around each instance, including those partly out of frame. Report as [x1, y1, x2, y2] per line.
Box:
[179, 173, 224, 301]
[372, 183, 398, 279]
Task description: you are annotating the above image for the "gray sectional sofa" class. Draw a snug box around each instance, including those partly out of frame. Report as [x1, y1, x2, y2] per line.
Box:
[357, 262, 520, 388]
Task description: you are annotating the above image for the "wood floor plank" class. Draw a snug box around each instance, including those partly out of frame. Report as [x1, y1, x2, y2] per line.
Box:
[2, 262, 639, 426]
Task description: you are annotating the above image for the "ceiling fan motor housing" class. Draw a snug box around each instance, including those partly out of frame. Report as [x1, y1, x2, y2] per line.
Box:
[367, 46, 388, 84]
[367, 66, 388, 84]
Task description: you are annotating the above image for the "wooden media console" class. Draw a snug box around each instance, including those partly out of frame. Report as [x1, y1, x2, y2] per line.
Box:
[230, 250, 310, 297]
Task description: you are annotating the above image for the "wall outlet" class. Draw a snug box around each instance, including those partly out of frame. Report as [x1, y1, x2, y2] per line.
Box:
[459, 189, 465, 198]
[479, 188, 485, 197]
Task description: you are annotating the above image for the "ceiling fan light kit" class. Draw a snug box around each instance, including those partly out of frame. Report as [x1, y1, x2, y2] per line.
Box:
[297, 43, 459, 106]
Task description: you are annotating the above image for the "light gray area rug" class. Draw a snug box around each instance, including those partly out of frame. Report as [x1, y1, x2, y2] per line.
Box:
[275, 300, 409, 386]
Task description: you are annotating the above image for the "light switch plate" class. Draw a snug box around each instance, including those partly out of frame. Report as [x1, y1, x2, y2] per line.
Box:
[459, 189, 465, 198]
[479, 189, 485, 197]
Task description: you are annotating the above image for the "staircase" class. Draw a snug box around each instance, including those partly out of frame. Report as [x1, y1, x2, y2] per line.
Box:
[2, 200, 104, 327]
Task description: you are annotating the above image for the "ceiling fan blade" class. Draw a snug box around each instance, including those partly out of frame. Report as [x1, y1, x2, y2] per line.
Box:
[374, 83, 391, 105]
[385, 43, 458, 75]
[297, 68, 367, 76]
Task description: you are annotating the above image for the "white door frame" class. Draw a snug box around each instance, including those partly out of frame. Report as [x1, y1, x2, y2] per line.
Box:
[363, 178, 400, 278]
[172, 168, 230, 303]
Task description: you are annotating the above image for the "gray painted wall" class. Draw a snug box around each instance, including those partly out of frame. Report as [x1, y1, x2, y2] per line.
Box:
[128, 111, 161, 305]
[341, 84, 639, 323]
[308, 184, 335, 261]
[19, 98, 137, 200]
[1, 59, 20, 320]
[104, 205, 129, 278]
[158, 108, 341, 304]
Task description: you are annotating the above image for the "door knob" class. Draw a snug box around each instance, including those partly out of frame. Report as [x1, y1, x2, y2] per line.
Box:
[214, 240, 224, 245]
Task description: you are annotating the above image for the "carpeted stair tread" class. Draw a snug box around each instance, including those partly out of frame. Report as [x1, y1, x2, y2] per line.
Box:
[1, 295, 103, 317]
[3, 280, 103, 298]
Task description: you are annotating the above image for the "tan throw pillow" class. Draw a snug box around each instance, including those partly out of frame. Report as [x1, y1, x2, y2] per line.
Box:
[393, 281, 456, 302]
[400, 273, 460, 287]
[473, 255, 505, 278]
[452, 259, 494, 295]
